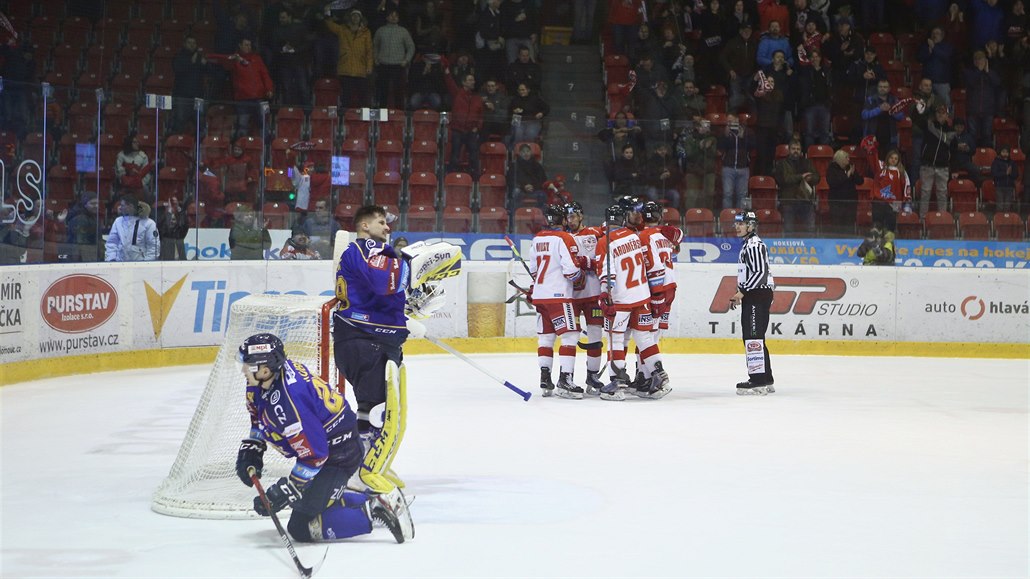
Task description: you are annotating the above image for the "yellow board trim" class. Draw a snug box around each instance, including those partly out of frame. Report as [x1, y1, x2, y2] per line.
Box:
[2, 339, 1026, 387]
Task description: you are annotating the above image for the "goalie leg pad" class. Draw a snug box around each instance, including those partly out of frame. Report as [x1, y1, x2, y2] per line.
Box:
[360, 360, 404, 494]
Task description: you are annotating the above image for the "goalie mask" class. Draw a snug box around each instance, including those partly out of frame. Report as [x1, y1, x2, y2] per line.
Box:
[237, 333, 287, 372]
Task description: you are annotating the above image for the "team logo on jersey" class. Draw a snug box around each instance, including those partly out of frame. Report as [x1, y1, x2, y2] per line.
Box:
[270, 390, 280, 405]
[369, 254, 388, 269]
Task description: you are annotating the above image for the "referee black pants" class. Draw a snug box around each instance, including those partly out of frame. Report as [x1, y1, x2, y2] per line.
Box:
[741, 288, 774, 384]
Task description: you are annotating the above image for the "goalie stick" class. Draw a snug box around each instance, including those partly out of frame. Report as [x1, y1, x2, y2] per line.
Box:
[249, 467, 328, 579]
[425, 335, 532, 401]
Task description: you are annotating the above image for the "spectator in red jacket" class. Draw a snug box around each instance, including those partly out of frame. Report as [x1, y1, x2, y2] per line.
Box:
[207, 38, 274, 139]
[444, 63, 485, 176]
[608, 0, 644, 56]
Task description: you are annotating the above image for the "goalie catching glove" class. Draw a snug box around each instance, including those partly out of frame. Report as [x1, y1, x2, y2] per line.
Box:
[401, 241, 462, 290]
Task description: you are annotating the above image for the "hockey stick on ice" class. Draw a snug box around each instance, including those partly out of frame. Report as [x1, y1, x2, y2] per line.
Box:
[424, 335, 532, 401]
[249, 467, 328, 579]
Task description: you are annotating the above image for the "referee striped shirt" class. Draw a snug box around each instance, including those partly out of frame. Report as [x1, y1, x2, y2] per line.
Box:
[737, 233, 775, 292]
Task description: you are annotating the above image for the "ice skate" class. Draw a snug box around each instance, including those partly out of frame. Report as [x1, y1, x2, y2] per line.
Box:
[540, 368, 555, 397]
[555, 372, 585, 399]
[368, 487, 414, 543]
[636, 362, 671, 399]
[600, 367, 629, 401]
[736, 379, 774, 396]
[584, 371, 606, 396]
[629, 368, 648, 390]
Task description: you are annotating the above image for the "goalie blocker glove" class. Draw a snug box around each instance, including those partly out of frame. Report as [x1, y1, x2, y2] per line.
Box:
[235, 438, 266, 486]
[254, 476, 302, 516]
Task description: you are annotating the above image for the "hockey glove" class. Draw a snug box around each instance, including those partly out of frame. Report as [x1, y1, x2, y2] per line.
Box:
[402, 241, 463, 290]
[235, 438, 266, 487]
[253, 476, 301, 516]
[599, 292, 616, 317]
[524, 285, 534, 305]
[573, 255, 589, 270]
[650, 291, 667, 317]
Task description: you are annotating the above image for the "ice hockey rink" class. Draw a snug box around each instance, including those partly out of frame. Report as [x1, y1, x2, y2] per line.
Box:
[1, 353, 1027, 578]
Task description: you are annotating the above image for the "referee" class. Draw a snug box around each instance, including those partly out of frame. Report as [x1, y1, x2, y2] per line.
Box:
[729, 211, 776, 395]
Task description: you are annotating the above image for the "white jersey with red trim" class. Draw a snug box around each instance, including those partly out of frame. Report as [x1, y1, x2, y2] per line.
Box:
[595, 227, 653, 308]
[528, 229, 583, 304]
[570, 225, 602, 301]
[639, 225, 677, 291]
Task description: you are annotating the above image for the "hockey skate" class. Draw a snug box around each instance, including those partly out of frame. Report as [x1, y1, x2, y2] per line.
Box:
[540, 368, 555, 397]
[629, 369, 648, 390]
[584, 371, 606, 396]
[635, 362, 671, 399]
[555, 372, 585, 399]
[600, 367, 630, 401]
[367, 487, 415, 543]
[736, 380, 775, 396]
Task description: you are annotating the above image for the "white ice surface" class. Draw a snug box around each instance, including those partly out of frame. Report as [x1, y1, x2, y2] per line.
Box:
[1, 354, 1027, 578]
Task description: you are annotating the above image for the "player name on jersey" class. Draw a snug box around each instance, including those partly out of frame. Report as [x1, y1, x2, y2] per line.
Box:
[612, 237, 642, 257]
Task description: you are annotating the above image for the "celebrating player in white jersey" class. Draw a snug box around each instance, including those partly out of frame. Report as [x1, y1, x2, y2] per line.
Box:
[595, 198, 671, 400]
[564, 201, 607, 394]
[528, 204, 589, 399]
[629, 201, 682, 389]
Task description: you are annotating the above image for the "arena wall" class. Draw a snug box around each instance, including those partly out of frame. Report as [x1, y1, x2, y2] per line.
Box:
[1, 261, 1027, 385]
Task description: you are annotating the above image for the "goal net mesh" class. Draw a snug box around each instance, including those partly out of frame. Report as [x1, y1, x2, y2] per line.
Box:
[152, 294, 336, 519]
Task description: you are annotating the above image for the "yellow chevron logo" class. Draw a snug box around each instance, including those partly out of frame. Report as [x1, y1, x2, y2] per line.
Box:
[144, 275, 188, 338]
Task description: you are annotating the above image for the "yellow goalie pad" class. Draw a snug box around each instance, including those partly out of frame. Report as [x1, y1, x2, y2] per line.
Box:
[360, 361, 407, 494]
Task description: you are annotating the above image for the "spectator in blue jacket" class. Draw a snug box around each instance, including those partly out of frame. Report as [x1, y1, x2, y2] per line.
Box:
[963, 50, 1003, 147]
[861, 79, 905, 157]
[991, 146, 1018, 212]
[971, 0, 1006, 50]
[917, 27, 955, 109]
[756, 21, 793, 69]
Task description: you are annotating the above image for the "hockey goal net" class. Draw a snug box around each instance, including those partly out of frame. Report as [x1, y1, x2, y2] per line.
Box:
[152, 293, 339, 519]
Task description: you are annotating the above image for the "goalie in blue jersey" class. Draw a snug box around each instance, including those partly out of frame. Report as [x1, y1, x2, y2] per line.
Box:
[333, 205, 462, 496]
[234, 333, 414, 543]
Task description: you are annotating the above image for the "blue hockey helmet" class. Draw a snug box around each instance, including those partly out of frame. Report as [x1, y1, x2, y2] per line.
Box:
[237, 333, 287, 371]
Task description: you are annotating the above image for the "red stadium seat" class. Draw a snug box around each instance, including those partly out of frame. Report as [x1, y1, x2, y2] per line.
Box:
[603, 54, 629, 84]
[339, 170, 366, 205]
[374, 139, 404, 174]
[704, 85, 727, 114]
[868, 32, 896, 63]
[718, 208, 742, 236]
[757, 208, 783, 237]
[980, 178, 996, 205]
[479, 141, 508, 175]
[66, 101, 99, 137]
[924, 211, 955, 239]
[343, 109, 371, 140]
[807, 145, 834, 176]
[972, 147, 996, 177]
[411, 109, 441, 143]
[409, 139, 439, 174]
[340, 137, 370, 174]
[683, 207, 715, 237]
[443, 172, 474, 208]
[309, 107, 340, 141]
[117, 44, 148, 78]
[958, 211, 990, 240]
[661, 206, 681, 227]
[164, 134, 196, 171]
[748, 175, 778, 211]
[275, 107, 306, 140]
[47, 165, 77, 202]
[993, 212, 1026, 241]
[947, 179, 978, 213]
[157, 166, 188, 200]
[372, 170, 402, 206]
[477, 173, 507, 208]
[441, 206, 472, 233]
[262, 202, 291, 230]
[478, 206, 509, 233]
[993, 117, 1020, 149]
[377, 109, 406, 142]
[896, 210, 922, 239]
[405, 205, 438, 232]
[407, 172, 439, 206]
[513, 206, 545, 234]
[313, 78, 339, 107]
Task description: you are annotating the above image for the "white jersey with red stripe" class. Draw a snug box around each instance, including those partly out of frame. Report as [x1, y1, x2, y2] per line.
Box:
[595, 227, 653, 309]
[639, 225, 678, 291]
[569, 225, 603, 301]
[528, 228, 583, 304]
